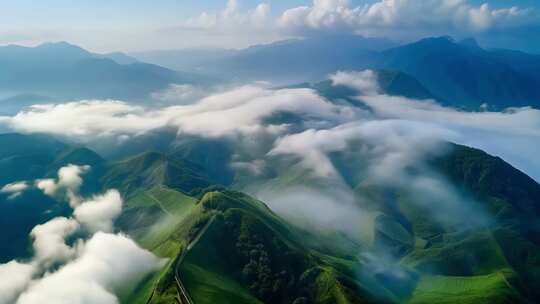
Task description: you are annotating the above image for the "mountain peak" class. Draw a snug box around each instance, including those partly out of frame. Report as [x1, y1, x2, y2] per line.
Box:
[459, 37, 482, 49]
[33, 41, 92, 60]
[36, 41, 87, 51]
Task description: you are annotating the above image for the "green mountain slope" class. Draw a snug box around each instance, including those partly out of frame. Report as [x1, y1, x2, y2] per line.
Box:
[101, 151, 212, 197]
[121, 187, 389, 304]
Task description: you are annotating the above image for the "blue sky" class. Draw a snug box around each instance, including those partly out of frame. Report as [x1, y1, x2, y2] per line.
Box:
[0, 0, 538, 52]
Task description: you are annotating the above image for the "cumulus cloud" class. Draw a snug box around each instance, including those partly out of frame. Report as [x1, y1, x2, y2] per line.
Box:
[184, 0, 271, 31]
[150, 0, 537, 51]
[0, 164, 159, 304]
[74, 190, 123, 233]
[278, 0, 533, 35]
[0, 261, 36, 304]
[16, 232, 163, 304]
[36, 164, 90, 207]
[30, 217, 80, 268]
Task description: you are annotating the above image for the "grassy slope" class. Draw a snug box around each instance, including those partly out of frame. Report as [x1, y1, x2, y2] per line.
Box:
[180, 220, 263, 304]
[120, 186, 199, 304]
[120, 143, 540, 303]
[409, 269, 520, 304]
[123, 188, 378, 304]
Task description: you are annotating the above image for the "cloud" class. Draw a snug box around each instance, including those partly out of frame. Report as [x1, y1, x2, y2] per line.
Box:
[318, 70, 540, 182]
[16, 232, 163, 304]
[183, 0, 271, 31]
[36, 164, 90, 207]
[74, 190, 123, 233]
[149, 0, 537, 51]
[35, 179, 58, 196]
[4, 101, 166, 139]
[258, 186, 376, 242]
[0, 166, 160, 304]
[150, 84, 205, 105]
[329, 70, 380, 95]
[356, 92, 540, 181]
[0, 261, 36, 304]
[0, 85, 356, 140]
[30, 217, 80, 268]
[0, 181, 29, 200]
[278, 0, 534, 35]
[1, 181, 29, 193]
[270, 119, 453, 181]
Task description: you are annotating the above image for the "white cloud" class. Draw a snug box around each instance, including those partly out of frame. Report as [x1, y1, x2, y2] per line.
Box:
[16, 232, 163, 304]
[36, 164, 90, 207]
[270, 119, 454, 181]
[0, 164, 161, 304]
[0, 85, 356, 140]
[5, 101, 166, 139]
[1, 181, 29, 193]
[278, 0, 533, 35]
[150, 84, 204, 105]
[258, 186, 376, 242]
[318, 70, 540, 181]
[357, 93, 540, 181]
[329, 70, 380, 95]
[35, 179, 58, 196]
[184, 0, 271, 31]
[30, 217, 80, 268]
[1, 181, 29, 200]
[0, 261, 36, 304]
[74, 190, 123, 233]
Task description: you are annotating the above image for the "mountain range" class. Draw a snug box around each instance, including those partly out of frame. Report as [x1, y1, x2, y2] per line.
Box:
[2, 34, 540, 304]
[2, 131, 540, 303]
[0, 42, 208, 102]
[1, 35, 539, 110]
[134, 35, 540, 109]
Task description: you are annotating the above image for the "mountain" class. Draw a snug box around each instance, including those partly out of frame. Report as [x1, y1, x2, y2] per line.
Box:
[376, 37, 540, 109]
[291, 70, 437, 103]
[0, 42, 208, 101]
[120, 187, 390, 304]
[0, 133, 102, 184]
[130, 48, 237, 72]
[101, 151, 212, 197]
[0, 93, 54, 115]
[95, 52, 140, 65]
[2, 132, 540, 303]
[117, 142, 540, 303]
[131, 35, 395, 83]
[135, 35, 540, 109]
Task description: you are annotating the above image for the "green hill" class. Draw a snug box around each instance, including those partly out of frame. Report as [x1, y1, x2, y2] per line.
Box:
[121, 187, 388, 304]
[2, 132, 540, 303]
[101, 151, 212, 197]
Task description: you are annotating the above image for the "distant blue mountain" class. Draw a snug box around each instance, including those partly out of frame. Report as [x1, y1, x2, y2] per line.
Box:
[376, 37, 540, 109]
[132, 35, 396, 83]
[0, 42, 209, 101]
[135, 35, 540, 109]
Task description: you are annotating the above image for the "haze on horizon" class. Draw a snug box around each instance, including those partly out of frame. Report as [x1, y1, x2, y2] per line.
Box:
[1, 0, 539, 53]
